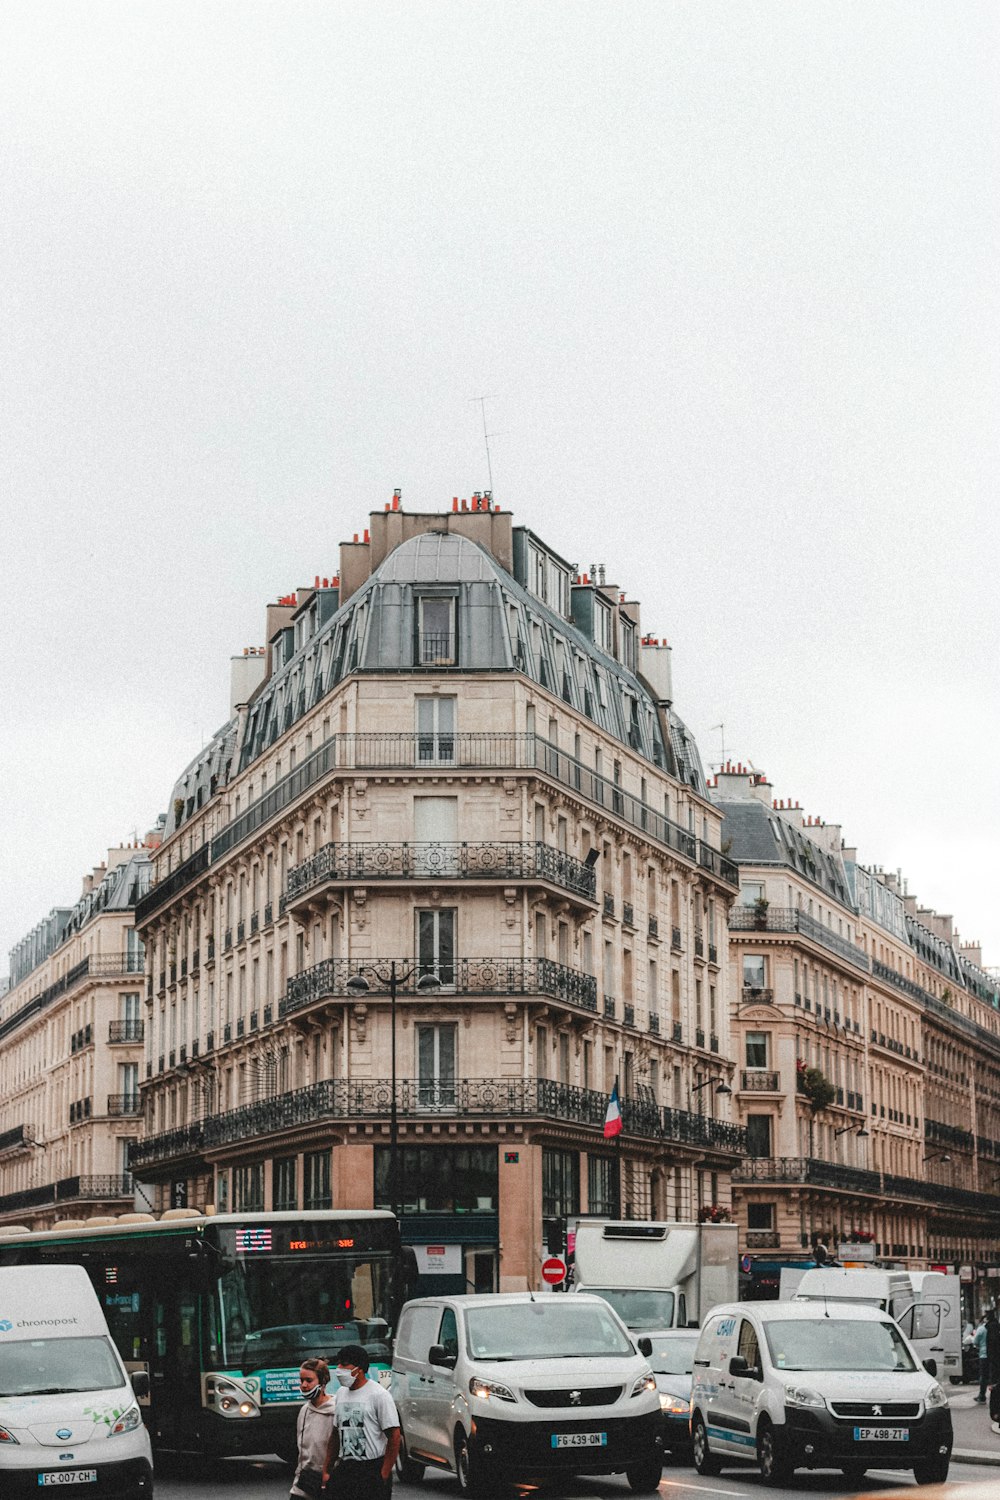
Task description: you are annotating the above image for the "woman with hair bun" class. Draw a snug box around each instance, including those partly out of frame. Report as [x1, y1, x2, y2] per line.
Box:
[291, 1358, 336, 1499]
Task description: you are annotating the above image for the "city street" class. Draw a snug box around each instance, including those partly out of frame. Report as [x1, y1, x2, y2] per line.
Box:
[153, 1388, 999, 1500]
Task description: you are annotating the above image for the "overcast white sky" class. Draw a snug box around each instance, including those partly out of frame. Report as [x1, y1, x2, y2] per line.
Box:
[1, 1, 997, 974]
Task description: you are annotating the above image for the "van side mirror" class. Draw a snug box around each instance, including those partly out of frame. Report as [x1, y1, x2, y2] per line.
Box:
[729, 1355, 760, 1380]
[131, 1370, 150, 1399]
[922, 1357, 937, 1378]
[638, 1337, 652, 1357]
[429, 1344, 457, 1370]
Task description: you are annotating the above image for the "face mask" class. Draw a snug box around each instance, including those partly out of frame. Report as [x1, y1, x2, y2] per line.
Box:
[301, 1384, 322, 1402]
[334, 1367, 356, 1387]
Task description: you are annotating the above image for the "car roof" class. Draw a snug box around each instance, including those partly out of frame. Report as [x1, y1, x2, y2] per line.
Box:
[706, 1301, 893, 1323]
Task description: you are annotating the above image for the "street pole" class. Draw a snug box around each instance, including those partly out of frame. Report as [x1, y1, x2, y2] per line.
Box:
[390, 960, 399, 1221]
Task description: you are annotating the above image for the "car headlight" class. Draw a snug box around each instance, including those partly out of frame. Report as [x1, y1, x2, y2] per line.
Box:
[0, 1426, 20, 1444]
[110, 1405, 143, 1437]
[659, 1393, 691, 1416]
[630, 1371, 658, 1398]
[784, 1383, 825, 1408]
[469, 1376, 516, 1402]
[925, 1383, 949, 1409]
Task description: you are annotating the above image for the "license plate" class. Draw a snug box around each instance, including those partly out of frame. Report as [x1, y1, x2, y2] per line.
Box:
[551, 1432, 607, 1448]
[37, 1475, 98, 1487]
[853, 1426, 909, 1442]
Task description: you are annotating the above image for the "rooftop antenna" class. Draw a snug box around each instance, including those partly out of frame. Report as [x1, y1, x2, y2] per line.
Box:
[470, 394, 498, 493]
[710, 723, 727, 767]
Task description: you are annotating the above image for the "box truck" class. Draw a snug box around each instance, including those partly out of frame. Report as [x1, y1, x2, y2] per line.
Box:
[571, 1220, 738, 1332]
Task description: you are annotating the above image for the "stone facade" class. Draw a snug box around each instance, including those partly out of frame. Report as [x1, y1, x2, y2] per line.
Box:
[131, 498, 744, 1289]
[713, 763, 1000, 1308]
[0, 845, 154, 1228]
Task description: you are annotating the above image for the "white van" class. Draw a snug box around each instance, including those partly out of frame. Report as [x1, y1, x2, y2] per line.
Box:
[0, 1264, 153, 1499]
[390, 1292, 663, 1495]
[690, 1300, 952, 1486]
[792, 1267, 962, 1381]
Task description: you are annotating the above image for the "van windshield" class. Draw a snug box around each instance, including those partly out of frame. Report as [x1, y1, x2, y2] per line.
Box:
[764, 1319, 917, 1373]
[0, 1335, 125, 1395]
[587, 1288, 675, 1331]
[466, 1303, 634, 1360]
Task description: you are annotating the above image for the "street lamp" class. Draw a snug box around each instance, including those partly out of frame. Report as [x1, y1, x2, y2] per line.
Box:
[346, 961, 441, 1220]
[691, 1074, 732, 1096]
[835, 1125, 870, 1138]
[922, 1152, 951, 1164]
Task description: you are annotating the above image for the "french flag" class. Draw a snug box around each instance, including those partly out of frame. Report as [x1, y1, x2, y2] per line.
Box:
[604, 1079, 623, 1138]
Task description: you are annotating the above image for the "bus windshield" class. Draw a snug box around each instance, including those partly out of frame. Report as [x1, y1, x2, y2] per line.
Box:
[205, 1246, 395, 1376]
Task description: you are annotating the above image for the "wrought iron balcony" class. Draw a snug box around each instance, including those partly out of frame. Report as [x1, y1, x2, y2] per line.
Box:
[694, 934, 704, 957]
[602, 892, 615, 918]
[671, 925, 682, 950]
[740, 1069, 780, 1092]
[107, 1094, 143, 1117]
[741, 987, 774, 1005]
[744, 1229, 781, 1249]
[282, 955, 599, 1020]
[130, 1075, 748, 1167]
[729, 906, 870, 972]
[648, 916, 659, 939]
[672, 1020, 683, 1043]
[648, 1013, 660, 1034]
[418, 631, 455, 665]
[732, 1156, 882, 1195]
[108, 1019, 144, 1043]
[604, 995, 616, 1019]
[0, 1124, 29, 1155]
[622, 902, 635, 928]
[285, 840, 597, 908]
[695, 1027, 705, 1049]
[623, 1004, 635, 1027]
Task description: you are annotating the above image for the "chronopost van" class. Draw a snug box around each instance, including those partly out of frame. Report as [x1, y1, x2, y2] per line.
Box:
[690, 1299, 952, 1486]
[0, 1263, 153, 1499]
[390, 1292, 663, 1495]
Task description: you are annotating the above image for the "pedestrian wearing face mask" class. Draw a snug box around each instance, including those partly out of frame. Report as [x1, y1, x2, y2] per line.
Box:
[323, 1343, 400, 1500]
[291, 1359, 336, 1500]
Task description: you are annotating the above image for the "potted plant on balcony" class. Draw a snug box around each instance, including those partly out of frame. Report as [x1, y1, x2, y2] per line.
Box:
[752, 895, 769, 930]
[796, 1060, 836, 1155]
[698, 1204, 732, 1223]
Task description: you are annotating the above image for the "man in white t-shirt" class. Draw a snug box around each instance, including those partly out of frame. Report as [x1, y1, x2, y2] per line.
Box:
[324, 1342, 400, 1500]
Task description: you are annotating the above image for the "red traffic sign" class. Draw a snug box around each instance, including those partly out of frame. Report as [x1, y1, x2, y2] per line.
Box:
[541, 1256, 567, 1285]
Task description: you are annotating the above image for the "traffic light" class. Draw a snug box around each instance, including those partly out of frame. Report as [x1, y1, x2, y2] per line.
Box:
[547, 1218, 566, 1257]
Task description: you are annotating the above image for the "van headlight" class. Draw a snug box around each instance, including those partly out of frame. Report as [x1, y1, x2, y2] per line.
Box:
[925, 1384, 949, 1409]
[469, 1377, 516, 1402]
[630, 1372, 658, 1398]
[784, 1384, 825, 1409]
[110, 1405, 143, 1437]
[659, 1393, 691, 1416]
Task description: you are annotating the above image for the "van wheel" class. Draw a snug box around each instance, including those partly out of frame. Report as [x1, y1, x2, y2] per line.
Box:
[395, 1431, 425, 1484]
[691, 1416, 721, 1476]
[757, 1420, 792, 1484]
[841, 1465, 867, 1488]
[626, 1456, 663, 1493]
[455, 1429, 495, 1497]
[914, 1457, 950, 1485]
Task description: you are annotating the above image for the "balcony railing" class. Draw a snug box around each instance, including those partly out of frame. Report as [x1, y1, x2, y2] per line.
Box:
[0, 953, 144, 1048]
[740, 1069, 780, 1092]
[648, 916, 659, 939]
[744, 1229, 781, 1249]
[0, 1124, 29, 1155]
[418, 631, 455, 665]
[282, 955, 599, 1020]
[741, 987, 774, 1005]
[729, 906, 870, 972]
[129, 1076, 748, 1167]
[671, 926, 682, 949]
[108, 1019, 144, 1043]
[0, 1175, 132, 1216]
[286, 841, 597, 906]
[733, 1157, 882, 1194]
[141, 733, 738, 932]
[107, 1094, 143, 1116]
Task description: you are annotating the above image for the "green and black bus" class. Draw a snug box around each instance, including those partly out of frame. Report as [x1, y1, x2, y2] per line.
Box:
[0, 1210, 407, 1459]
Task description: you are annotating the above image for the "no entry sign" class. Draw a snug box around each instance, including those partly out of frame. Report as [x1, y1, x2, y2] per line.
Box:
[541, 1256, 567, 1284]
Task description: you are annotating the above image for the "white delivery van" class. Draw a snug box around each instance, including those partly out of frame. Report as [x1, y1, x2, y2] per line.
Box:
[390, 1292, 663, 1495]
[792, 1267, 962, 1381]
[690, 1299, 952, 1486]
[0, 1264, 153, 1500]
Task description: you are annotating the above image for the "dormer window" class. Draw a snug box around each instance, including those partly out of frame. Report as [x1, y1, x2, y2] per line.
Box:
[417, 595, 456, 665]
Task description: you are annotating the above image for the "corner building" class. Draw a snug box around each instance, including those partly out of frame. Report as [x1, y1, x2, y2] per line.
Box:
[0, 845, 152, 1228]
[133, 496, 744, 1289]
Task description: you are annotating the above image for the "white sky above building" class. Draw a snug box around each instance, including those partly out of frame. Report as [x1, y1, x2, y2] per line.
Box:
[1, 1, 997, 968]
